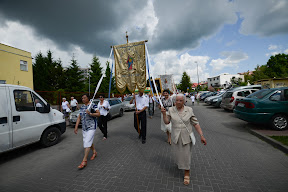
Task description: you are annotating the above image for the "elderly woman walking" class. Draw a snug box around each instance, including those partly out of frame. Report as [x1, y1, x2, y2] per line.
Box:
[161, 93, 207, 185]
[74, 94, 100, 169]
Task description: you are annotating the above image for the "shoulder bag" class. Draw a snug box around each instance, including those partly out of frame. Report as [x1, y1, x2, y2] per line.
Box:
[175, 108, 196, 145]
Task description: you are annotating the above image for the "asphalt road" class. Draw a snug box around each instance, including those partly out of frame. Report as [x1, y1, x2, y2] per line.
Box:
[0, 99, 287, 192]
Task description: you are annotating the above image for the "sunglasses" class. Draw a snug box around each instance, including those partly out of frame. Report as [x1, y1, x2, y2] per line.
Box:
[99, 96, 103, 98]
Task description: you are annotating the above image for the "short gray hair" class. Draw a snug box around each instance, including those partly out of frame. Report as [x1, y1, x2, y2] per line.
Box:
[172, 93, 186, 103]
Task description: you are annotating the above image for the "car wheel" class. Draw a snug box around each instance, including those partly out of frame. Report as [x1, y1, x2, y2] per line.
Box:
[40, 127, 61, 147]
[270, 114, 288, 130]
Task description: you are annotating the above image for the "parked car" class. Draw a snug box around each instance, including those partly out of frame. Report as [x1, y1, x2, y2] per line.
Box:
[205, 91, 225, 105]
[220, 89, 259, 111]
[69, 98, 124, 125]
[229, 85, 262, 92]
[234, 87, 288, 130]
[196, 91, 209, 100]
[123, 96, 135, 111]
[211, 95, 223, 107]
[201, 92, 218, 101]
[0, 84, 66, 153]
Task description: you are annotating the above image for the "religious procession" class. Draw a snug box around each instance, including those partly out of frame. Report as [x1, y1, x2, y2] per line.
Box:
[71, 35, 207, 186]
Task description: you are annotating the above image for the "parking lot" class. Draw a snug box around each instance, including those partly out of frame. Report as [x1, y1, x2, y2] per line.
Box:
[0, 99, 288, 192]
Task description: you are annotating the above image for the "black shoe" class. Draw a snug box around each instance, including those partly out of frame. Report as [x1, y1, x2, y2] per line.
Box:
[142, 140, 146, 144]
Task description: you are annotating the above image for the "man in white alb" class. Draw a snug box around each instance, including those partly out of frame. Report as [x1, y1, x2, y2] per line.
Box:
[130, 91, 149, 144]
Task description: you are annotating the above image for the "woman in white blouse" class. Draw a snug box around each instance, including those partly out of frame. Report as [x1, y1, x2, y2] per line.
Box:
[97, 94, 111, 140]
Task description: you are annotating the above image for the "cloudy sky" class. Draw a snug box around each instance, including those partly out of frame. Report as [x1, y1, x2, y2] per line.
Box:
[1, 0, 288, 83]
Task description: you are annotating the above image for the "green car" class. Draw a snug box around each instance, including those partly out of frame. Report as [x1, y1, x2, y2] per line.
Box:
[234, 87, 288, 130]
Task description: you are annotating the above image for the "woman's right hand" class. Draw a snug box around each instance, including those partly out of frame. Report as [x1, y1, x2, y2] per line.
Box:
[161, 107, 166, 114]
[74, 127, 78, 134]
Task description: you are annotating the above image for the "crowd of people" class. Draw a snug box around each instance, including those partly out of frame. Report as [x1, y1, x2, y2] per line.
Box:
[67, 90, 206, 186]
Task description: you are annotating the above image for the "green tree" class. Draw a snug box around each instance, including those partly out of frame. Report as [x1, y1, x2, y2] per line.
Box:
[33, 52, 48, 91]
[65, 56, 84, 92]
[99, 61, 116, 94]
[33, 50, 64, 91]
[265, 53, 288, 78]
[252, 65, 269, 82]
[178, 72, 192, 92]
[89, 56, 103, 95]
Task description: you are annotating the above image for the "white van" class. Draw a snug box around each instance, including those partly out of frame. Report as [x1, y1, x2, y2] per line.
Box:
[0, 84, 66, 153]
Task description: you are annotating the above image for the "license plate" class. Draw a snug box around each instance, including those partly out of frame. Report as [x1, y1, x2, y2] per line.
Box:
[238, 103, 245, 107]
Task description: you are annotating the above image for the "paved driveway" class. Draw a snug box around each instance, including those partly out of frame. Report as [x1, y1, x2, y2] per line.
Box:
[0, 100, 287, 192]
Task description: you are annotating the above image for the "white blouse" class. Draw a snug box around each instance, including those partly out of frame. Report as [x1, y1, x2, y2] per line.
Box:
[97, 100, 111, 116]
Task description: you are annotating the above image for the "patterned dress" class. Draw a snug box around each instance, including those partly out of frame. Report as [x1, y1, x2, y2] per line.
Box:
[161, 97, 173, 133]
[79, 103, 98, 148]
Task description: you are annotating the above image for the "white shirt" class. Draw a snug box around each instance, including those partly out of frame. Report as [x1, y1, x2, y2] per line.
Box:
[36, 103, 42, 107]
[134, 94, 149, 110]
[97, 100, 111, 116]
[190, 95, 195, 102]
[62, 101, 69, 110]
[70, 99, 78, 107]
[149, 97, 154, 103]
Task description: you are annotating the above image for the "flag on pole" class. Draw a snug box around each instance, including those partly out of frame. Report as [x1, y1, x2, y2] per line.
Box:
[113, 41, 146, 93]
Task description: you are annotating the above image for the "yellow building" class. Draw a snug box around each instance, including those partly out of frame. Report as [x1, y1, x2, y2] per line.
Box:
[254, 78, 288, 88]
[0, 43, 33, 89]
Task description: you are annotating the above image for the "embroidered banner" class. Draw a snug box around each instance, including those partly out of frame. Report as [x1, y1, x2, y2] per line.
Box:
[113, 41, 146, 93]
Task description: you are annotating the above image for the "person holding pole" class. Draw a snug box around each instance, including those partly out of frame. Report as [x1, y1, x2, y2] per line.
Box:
[161, 93, 207, 185]
[74, 94, 100, 169]
[130, 91, 149, 144]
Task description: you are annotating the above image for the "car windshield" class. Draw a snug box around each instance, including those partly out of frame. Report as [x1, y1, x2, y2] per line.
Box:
[246, 89, 275, 99]
[125, 97, 132, 101]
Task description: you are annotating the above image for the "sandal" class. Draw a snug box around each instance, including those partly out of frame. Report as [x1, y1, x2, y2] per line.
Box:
[184, 176, 190, 185]
[78, 161, 87, 169]
[90, 152, 97, 160]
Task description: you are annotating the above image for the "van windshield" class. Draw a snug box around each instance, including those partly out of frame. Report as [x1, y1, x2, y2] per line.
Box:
[246, 89, 274, 99]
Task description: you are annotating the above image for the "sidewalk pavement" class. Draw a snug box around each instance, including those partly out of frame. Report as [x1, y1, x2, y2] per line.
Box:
[246, 124, 288, 154]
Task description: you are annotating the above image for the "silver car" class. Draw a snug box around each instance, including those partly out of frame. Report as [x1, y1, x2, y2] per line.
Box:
[220, 89, 259, 111]
[123, 96, 135, 111]
[69, 98, 124, 125]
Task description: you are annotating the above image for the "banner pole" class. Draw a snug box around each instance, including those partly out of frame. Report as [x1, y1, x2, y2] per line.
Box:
[145, 43, 163, 107]
[134, 92, 140, 135]
[108, 47, 114, 99]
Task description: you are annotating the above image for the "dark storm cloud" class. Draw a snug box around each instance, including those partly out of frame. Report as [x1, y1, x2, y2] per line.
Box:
[0, 0, 147, 56]
[1, 0, 287, 57]
[150, 0, 237, 52]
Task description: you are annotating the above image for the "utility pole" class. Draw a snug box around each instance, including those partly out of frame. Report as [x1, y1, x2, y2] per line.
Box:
[195, 61, 199, 92]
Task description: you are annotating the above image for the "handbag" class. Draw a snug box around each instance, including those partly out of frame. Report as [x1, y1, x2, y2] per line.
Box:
[66, 108, 71, 113]
[175, 109, 196, 145]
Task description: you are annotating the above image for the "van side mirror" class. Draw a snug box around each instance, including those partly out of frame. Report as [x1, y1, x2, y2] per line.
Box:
[43, 103, 51, 113]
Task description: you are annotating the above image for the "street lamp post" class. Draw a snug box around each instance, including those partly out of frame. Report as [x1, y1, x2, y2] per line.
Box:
[195, 61, 199, 92]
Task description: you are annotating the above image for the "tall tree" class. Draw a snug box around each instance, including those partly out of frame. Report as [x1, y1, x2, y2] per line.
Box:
[65, 56, 84, 92]
[33, 50, 63, 91]
[252, 65, 269, 82]
[89, 56, 103, 95]
[265, 53, 288, 78]
[33, 52, 48, 91]
[178, 72, 192, 92]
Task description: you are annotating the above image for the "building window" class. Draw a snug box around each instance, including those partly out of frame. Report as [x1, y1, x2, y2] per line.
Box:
[20, 60, 28, 71]
[0, 80, 6, 84]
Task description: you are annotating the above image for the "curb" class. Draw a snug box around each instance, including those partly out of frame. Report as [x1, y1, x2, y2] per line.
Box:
[246, 125, 288, 154]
